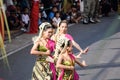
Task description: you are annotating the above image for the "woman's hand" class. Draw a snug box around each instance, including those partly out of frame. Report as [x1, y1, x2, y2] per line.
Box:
[46, 56, 54, 63]
[74, 47, 89, 58]
[75, 53, 82, 59]
[83, 47, 89, 54]
[46, 50, 51, 55]
[81, 60, 87, 67]
[69, 66, 75, 70]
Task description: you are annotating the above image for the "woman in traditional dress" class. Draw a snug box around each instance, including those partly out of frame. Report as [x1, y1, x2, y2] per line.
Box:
[51, 20, 89, 59]
[56, 37, 87, 80]
[30, 22, 56, 80]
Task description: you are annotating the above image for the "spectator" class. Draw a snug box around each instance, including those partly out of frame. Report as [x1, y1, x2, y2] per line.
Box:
[110, 0, 118, 12]
[48, 6, 58, 22]
[38, 12, 42, 26]
[52, 11, 61, 28]
[70, 5, 82, 23]
[76, 1, 81, 11]
[7, 5, 16, 13]
[82, 0, 96, 24]
[61, 0, 73, 14]
[7, 10, 21, 30]
[93, 0, 101, 23]
[17, 0, 29, 11]
[39, 2, 47, 20]
[12, 0, 18, 6]
[15, 5, 25, 31]
[54, 1, 61, 11]
[21, 7, 30, 32]
[100, 0, 111, 17]
[41, 0, 53, 16]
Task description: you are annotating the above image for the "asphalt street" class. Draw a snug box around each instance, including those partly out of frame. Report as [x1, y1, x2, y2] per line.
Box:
[0, 13, 120, 80]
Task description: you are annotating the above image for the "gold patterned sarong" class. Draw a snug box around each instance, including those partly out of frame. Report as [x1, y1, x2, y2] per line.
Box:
[31, 46, 52, 80]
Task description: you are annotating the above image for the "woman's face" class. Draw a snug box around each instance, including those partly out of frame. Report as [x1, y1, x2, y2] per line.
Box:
[39, 13, 42, 18]
[43, 28, 53, 39]
[56, 13, 60, 18]
[59, 23, 68, 34]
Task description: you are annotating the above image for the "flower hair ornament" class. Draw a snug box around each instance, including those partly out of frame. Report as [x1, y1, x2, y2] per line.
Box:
[55, 23, 60, 34]
[54, 36, 69, 58]
[60, 36, 69, 54]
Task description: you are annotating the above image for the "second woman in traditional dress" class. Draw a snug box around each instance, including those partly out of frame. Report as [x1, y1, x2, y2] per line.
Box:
[51, 20, 89, 60]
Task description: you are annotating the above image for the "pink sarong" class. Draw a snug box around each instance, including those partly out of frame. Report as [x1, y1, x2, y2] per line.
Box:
[47, 39, 56, 80]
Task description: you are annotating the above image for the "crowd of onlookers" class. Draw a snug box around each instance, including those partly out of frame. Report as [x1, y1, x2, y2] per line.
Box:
[4, 0, 29, 32]
[4, 0, 120, 32]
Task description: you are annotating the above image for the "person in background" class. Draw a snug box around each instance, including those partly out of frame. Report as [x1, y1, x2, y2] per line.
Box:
[39, 2, 47, 21]
[93, 0, 101, 23]
[61, 0, 73, 14]
[48, 6, 58, 22]
[41, 0, 53, 16]
[54, 1, 61, 11]
[21, 7, 30, 32]
[7, 10, 21, 30]
[109, 0, 118, 12]
[18, 0, 29, 11]
[12, 0, 18, 6]
[70, 5, 82, 23]
[82, 0, 96, 24]
[100, 0, 111, 17]
[52, 11, 61, 28]
[38, 12, 42, 26]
